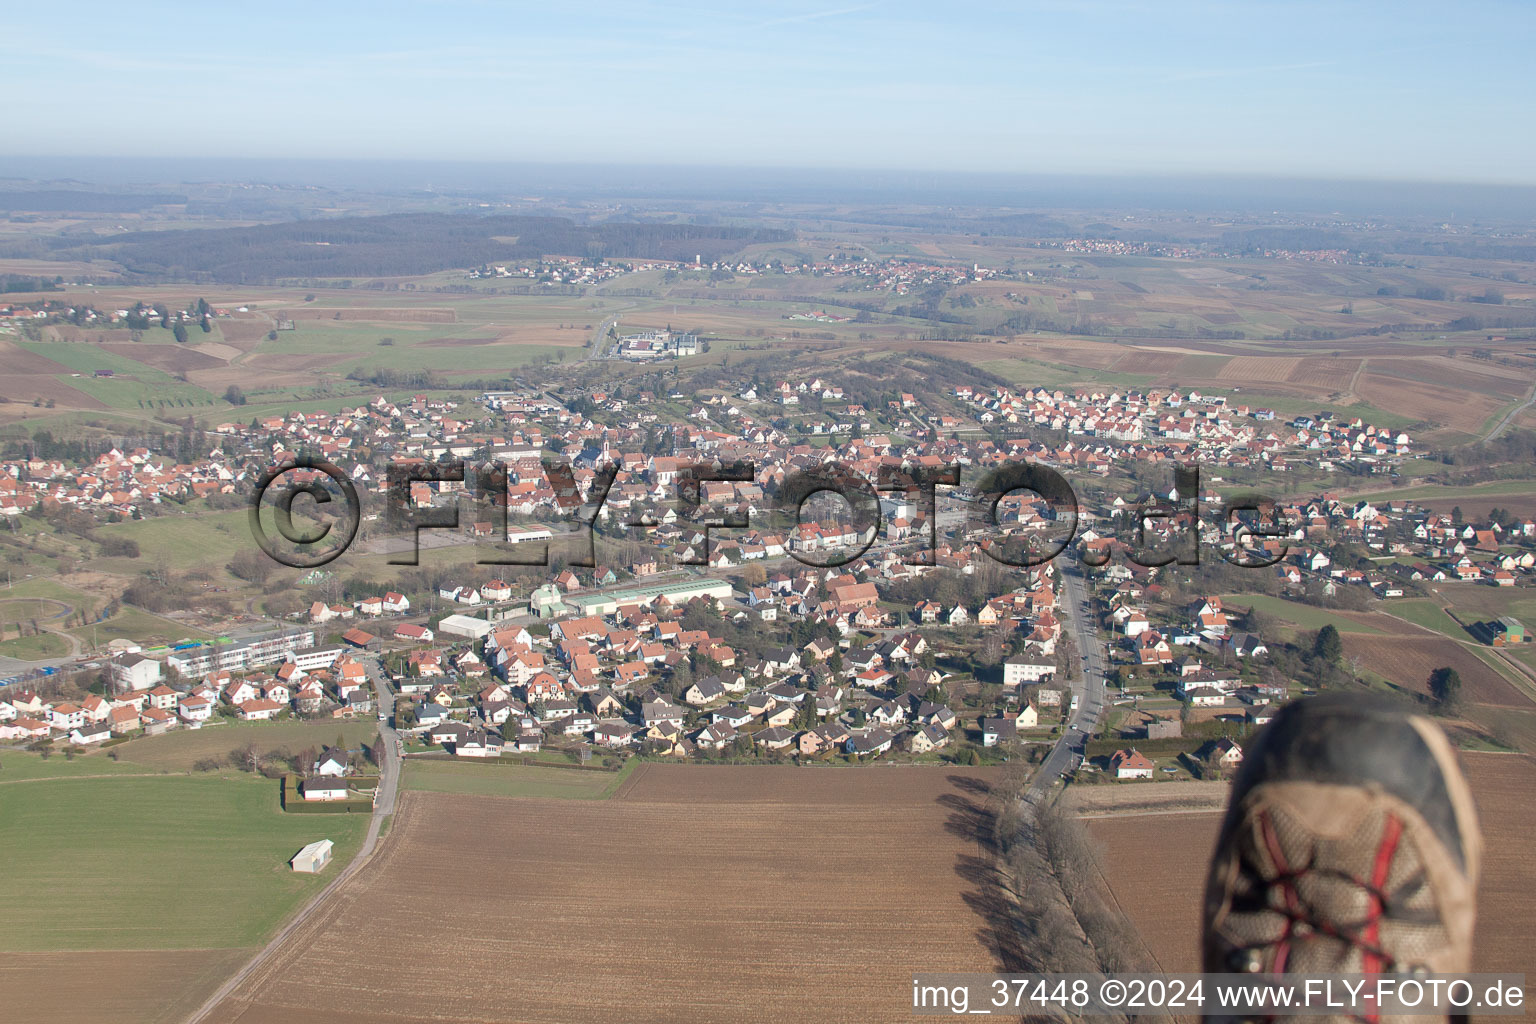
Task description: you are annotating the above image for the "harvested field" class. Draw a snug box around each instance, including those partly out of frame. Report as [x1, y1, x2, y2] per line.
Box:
[1467, 753, 1536, 972]
[1354, 372, 1502, 433]
[1088, 753, 1535, 974]
[1087, 811, 1220, 971]
[1171, 353, 1230, 378]
[0, 948, 252, 1024]
[0, 340, 109, 412]
[1341, 634, 1531, 706]
[99, 343, 228, 373]
[1217, 355, 1299, 383]
[1413, 492, 1536, 522]
[1286, 357, 1362, 390]
[1111, 349, 1184, 375]
[0, 340, 73, 375]
[1369, 357, 1531, 398]
[1069, 779, 1229, 815]
[216, 320, 277, 346]
[0, 375, 106, 412]
[202, 765, 1007, 1024]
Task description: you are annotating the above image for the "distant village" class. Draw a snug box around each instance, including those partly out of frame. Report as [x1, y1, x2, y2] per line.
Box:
[4, 349, 1534, 784]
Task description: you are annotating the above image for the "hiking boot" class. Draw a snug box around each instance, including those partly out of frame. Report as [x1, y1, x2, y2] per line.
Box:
[1201, 693, 1481, 988]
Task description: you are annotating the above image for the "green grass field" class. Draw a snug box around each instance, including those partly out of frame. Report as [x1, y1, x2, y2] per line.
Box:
[107, 720, 379, 772]
[0, 750, 148, 781]
[0, 631, 71, 659]
[1386, 598, 1469, 637]
[91, 508, 253, 573]
[18, 341, 171, 376]
[1425, 584, 1536, 624]
[0, 577, 99, 609]
[66, 374, 217, 410]
[1357, 480, 1536, 503]
[0, 774, 367, 950]
[1219, 593, 1385, 634]
[0, 598, 70, 622]
[334, 341, 571, 376]
[68, 604, 199, 650]
[401, 758, 633, 800]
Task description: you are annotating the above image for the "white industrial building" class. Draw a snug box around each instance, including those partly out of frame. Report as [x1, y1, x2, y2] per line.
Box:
[437, 613, 496, 640]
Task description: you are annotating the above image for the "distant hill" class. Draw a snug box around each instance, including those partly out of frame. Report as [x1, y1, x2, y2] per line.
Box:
[40, 213, 792, 283]
[0, 190, 187, 213]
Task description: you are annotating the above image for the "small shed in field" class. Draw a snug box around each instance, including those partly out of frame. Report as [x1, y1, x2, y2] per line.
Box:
[290, 839, 334, 873]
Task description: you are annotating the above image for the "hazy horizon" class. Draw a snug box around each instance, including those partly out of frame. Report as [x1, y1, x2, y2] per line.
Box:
[4, 1, 1533, 186]
[8, 156, 1536, 220]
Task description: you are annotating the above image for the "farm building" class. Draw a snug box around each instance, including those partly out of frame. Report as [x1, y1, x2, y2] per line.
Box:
[290, 839, 334, 874]
[438, 613, 495, 640]
[1479, 616, 1527, 647]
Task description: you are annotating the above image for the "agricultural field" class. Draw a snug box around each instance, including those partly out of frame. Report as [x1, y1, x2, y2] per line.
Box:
[200, 765, 1004, 1024]
[6, 241, 1530, 443]
[401, 757, 633, 800]
[1085, 811, 1219, 972]
[1342, 634, 1531, 707]
[1216, 594, 1388, 634]
[13, 340, 219, 409]
[1386, 598, 1471, 637]
[0, 774, 367, 950]
[1414, 583, 1536, 626]
[1087, 753, 1536, 975]
[0, 949, 253, 1024]
[104, 719, 380, 772]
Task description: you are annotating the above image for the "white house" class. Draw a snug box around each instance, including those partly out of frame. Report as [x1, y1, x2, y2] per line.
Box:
[1111, 748, 1155, 779]
[301, 778, 351, 802]
[179, 695, 213, 722]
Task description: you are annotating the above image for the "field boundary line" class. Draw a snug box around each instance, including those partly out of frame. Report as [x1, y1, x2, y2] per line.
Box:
[0, 772, 166, 785]
[610, 760, 651, 801]
[1076, 804, 1226, 819]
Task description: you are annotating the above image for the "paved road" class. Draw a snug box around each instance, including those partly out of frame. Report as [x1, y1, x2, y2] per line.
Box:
[1484, 380, 1536, 442]
[583, 299, 639, 362]
[1023, 553, 1109, 806]
[184, 659, 400, 1024]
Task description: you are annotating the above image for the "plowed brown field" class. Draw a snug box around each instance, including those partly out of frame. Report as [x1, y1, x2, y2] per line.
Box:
[0, 948, 251, 1024]
[201, 764, 1007, 1024]
[1341, 634, 1530, 706]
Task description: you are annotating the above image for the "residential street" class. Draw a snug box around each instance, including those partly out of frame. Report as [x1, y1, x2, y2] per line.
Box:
[1024, 552, 1108, 806]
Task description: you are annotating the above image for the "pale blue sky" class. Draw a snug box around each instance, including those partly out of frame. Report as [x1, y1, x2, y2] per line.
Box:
[4, 0, 1532, 183]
